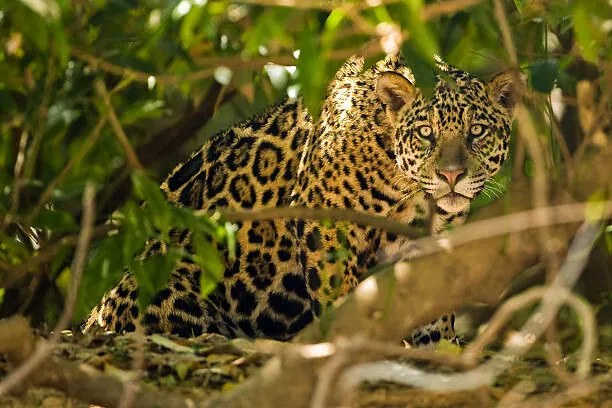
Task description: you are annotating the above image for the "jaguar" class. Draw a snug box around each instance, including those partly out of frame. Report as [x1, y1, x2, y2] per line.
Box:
[84, 54, 516, 346]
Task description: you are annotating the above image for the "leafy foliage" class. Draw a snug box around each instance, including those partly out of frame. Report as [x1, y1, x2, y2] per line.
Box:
[0, 0, 609, 328]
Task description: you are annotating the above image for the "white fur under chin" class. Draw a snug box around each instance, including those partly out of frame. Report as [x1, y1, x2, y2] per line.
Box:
[436, 193, 471, 213]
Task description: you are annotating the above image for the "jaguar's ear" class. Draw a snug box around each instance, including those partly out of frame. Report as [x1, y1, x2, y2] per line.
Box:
[487, 70, 521, 113]
[376, 72, 417, 123]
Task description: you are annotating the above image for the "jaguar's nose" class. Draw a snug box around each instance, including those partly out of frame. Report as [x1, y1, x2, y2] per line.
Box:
[437, 167, 465, 189]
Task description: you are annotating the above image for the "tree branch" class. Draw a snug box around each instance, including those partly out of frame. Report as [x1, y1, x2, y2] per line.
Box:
[94, 79, 145, 171]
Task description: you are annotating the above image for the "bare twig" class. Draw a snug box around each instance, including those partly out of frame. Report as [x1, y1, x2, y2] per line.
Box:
[59, 182, 96, 327]
[94, 79, 145, 171]
[214, 201, 612, 262]
[309, 335, 469, 408]
[492, 0, 518, 67]
[549, 105, 574, 181]
[74, 47, 364, 85]
[235, 0, 389, 11]
[3, 131, 29, 228]
[493, 0, 568, 368]
[23, 46, 57, 181]
[71, 0, 486, 87]
[462, 287, 596, 377]
[117, 321, 147, 408]
[216, 206, 426, 239]
[421, 0, 481, 20]
[338, 222, 599, 393]
[236, 0, 482, 17]
[498, 378, 599, 408]
[0, 182, 96, 395]
[310, 342, 351, 408]
[0, 224, 113, 288]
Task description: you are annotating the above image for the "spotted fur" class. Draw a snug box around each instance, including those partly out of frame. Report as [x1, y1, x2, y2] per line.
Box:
[84, 55, 516, 346]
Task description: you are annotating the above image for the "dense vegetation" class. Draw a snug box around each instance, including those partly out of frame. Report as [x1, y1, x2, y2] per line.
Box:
[0, 0, 610, 405]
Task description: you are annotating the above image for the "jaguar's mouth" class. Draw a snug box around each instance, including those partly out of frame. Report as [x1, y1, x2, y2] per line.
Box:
[436, 192, 471, 213]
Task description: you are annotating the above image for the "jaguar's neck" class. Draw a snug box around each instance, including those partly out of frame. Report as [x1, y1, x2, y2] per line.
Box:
[294, 85, 412, 216]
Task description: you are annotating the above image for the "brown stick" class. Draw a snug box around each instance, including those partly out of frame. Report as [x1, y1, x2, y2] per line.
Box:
[94, 79, 145, 171]
[0, 183, 96, 395]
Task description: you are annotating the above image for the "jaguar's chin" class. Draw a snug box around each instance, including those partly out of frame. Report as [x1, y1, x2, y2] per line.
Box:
[436, 192, 471, 213]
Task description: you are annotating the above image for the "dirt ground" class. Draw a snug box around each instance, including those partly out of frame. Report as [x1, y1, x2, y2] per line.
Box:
[1, 330, 610, 408]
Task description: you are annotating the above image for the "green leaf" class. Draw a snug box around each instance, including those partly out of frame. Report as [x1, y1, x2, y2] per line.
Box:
[401, 1, 439, 63]
[605, 224, 612, 253]
[131, 172, 170, 229]
[224, 221, 238, 261]
[18, 0, 60, 20]
[120, 100, 166, 125]
[51, 22, 70, 65]
[297, 18, 326, 120]
[528, 60, 559, 93]
[513, 0, 528, 14]
[585, 190, 607, 224]
[14, 5, 49, 52]
[77, 235, 126, 319]
[0, 231, 31, 262]
[191, 231, 224, 297]
[179, 2, 206, 49]
[241, 8, 293, 57]
[572, 2, 598, 62]
[34, 208, 79, 233]
[133, 249, 178, 309]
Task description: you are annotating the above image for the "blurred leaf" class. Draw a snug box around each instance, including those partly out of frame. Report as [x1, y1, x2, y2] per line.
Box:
[133, 249, 179, 309]
[49, 244, 71, 277]
[524, 158, 535, 178]
[434, 339, 462, 354]
[179, 3, 206, 49]
[18, 0, 60, 20]
[192, 232, 224, 297]
[14, 6, 49, 52]
[400, 1, 439, 63]
[585, 190, 607, 224]
[131, 171, 170, 229]
[225, 221, 237, 261]
[56, 266, 71, 297]
[0, 231, 31, 262]
[47, 101, 81, 130]
[51, 22, 70, 66]
[297, 18, 326, 119]
[513, 0, 528, 14]
[572, 2, 598, 62]
[77, 234, 126, 318]
[120, 100, 166, 125]
[33, 208, 78, 233]
[241, 8, 293, 56]
[528, 59, 559, 93]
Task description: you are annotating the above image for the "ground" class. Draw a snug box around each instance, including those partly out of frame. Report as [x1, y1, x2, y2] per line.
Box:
[1, 330, 610, 407]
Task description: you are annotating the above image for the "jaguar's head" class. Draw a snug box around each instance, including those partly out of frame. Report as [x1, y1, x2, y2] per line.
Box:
[376, 62, 517, 213]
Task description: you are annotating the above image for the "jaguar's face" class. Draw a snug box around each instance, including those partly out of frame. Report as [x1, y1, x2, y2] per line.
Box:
[376, 67, 516, 213]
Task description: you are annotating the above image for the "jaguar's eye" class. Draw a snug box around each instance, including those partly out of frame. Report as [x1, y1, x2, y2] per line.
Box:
[417, 125, 433, 140]
[470, 124, 486, 137]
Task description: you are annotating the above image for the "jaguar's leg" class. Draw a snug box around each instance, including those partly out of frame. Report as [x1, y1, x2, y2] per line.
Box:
[408, 313, 456, 347]
[82, 272, 140, 334]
